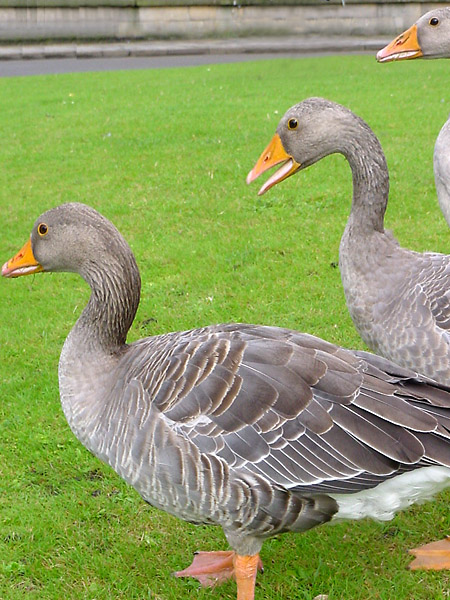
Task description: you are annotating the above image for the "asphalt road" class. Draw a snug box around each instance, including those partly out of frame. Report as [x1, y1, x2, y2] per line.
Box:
[0, 51, 313, 77]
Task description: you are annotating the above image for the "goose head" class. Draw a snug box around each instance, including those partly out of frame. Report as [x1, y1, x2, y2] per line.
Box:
[2, 202, 140, 352]
[377, 7, 450, 62]
[247, 98, 341, 194]
[2, 202, 134, 281]
[246, 97, 377, 196]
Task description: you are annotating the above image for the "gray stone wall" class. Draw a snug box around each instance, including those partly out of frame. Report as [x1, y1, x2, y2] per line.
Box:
[0, 1, 446, 42]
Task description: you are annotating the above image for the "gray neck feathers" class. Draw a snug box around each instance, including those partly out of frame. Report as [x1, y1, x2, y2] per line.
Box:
[76, 239, 141, 354]
[339, 118, 389, 235]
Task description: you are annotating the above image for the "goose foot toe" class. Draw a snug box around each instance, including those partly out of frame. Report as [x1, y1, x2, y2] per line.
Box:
[173, 550, 236, 587]
[409, 536, 450, 570]
[173, 550, 264, 588]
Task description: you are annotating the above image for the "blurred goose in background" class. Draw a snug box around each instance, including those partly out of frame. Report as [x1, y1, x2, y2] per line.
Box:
[377, 7, 450, 225]
[5, 203, 450, 595]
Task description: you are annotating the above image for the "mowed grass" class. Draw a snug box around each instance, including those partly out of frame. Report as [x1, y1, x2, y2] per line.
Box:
[0, 55, 450, 599]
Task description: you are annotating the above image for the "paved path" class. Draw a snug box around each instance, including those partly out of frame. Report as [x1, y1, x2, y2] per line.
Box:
[0, 36, 387, 77]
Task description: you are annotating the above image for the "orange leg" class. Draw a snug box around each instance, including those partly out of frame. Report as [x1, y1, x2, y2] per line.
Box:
[409, 537, 450, 570]
[234, 553, 261, 600]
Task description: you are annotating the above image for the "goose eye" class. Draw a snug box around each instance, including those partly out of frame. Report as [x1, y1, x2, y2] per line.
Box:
[38, 223, 48, 237]
[429, 17, 439, 26]
[288, 118, 298, 130]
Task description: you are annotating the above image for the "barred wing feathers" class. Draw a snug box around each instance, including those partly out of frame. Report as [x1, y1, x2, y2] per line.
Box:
[122, 325, 450, 492]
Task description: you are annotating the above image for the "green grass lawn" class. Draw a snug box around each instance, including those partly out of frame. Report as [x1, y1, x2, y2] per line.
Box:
[1, 54, 450, 599]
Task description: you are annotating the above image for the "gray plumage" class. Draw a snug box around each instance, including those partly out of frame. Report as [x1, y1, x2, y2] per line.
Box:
[414, 6, 450, 59]
[250, 97, 450, 387]
[435, 117, 450, 226]
[4, 202, 450, 569]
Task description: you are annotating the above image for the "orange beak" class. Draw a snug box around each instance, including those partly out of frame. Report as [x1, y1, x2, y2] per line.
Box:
[246, 133, 301, 195]
[377, 24, 423, 62]
[2, 238, 43, 278]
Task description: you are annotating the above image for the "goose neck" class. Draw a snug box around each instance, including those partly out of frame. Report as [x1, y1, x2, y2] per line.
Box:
[75, 250, 141, 355]
[341, 123, 389, 235]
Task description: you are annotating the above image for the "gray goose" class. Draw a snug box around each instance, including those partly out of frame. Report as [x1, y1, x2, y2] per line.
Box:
[247, 97, 450, 387]
[5, 203, 450, 595]
[377, 7, 450, 230]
